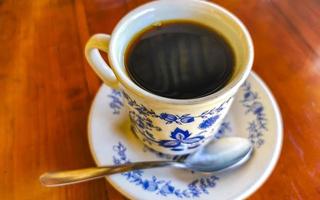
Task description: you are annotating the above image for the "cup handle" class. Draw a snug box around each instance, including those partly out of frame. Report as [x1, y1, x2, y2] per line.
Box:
[85, 34, 120, 88]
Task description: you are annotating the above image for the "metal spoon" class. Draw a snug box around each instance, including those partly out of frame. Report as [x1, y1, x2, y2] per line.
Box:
[40, 137, 253, 187]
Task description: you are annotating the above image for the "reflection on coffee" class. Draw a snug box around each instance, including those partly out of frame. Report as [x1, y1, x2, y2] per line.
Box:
[125, 21, 235, 99]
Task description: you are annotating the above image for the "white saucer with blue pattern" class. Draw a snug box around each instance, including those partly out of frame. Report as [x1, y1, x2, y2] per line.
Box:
[88, 72, 283, 200]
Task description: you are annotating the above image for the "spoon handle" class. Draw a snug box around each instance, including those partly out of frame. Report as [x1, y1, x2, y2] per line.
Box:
[40, 161, 184, 187]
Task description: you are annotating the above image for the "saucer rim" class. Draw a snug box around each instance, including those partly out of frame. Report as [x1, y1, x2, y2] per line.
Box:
[87, 71, 283, 200]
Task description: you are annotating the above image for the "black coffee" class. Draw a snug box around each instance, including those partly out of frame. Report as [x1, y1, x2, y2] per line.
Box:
[125, 21, 235, 99]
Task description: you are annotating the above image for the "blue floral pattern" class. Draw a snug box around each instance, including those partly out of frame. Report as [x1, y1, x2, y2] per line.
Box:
[123, 92, 231, 125]
[121, 91, 233, 152]
[104, 77, 270, 199]
[198, 115, 220, 129]
[241, 81, 267, 147]
[129, 111, 162, 132]
[142, 121, 232, 156]
[108, 89, 123, 114]
[158, 128, 205, 151]
[107, 80, 268, 152]
[214, 122, 231, 139]
[112, 142, 219, 198]
[130, 118, 207, 151]
[129, 111, 162, 146]
[159, 113, 195, 124]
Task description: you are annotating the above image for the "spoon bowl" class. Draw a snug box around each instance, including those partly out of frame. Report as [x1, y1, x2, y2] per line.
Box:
[185, 137, 253, 173]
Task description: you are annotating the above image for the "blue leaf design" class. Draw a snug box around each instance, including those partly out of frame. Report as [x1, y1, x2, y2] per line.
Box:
[180, 116, 195, 123]
[160, 113, 177, 122]
[198, 115, 219, 129]
[182, 136, 204, 144]
[143, 179, 158, 191]
[159, 140, 181, 148]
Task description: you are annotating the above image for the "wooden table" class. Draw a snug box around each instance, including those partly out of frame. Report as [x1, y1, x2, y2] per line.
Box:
[1, 0, 319, 199]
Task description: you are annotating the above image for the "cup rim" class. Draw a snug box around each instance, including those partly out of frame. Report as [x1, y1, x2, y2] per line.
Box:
[109, 0, 254, 105]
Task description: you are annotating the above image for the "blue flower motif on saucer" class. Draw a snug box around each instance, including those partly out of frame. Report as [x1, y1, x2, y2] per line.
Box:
[112, 142, 219, 198]
[159, 128, 204, 151]
[108, 89, 123, 114]
[240, 81, 268, 147]
[142, 176, 164, 191]
[198, 115, 219, 129]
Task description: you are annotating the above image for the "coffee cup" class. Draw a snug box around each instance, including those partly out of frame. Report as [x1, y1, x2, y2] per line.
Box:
[85, 0, 253, 155]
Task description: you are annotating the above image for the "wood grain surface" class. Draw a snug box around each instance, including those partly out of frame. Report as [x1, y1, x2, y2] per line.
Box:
[0, 0, 319, 199]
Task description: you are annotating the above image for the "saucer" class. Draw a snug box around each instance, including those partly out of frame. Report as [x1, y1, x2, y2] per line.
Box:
[88, 72, 283, 200]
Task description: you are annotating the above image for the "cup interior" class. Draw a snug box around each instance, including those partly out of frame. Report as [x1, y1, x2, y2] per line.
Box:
[109, 0, 253, 104]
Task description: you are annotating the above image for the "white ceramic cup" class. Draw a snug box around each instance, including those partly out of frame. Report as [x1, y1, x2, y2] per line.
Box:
[85, 0, 254, 155]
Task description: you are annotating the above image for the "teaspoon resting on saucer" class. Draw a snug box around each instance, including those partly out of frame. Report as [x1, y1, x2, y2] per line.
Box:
[40, 137, 253, 187]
